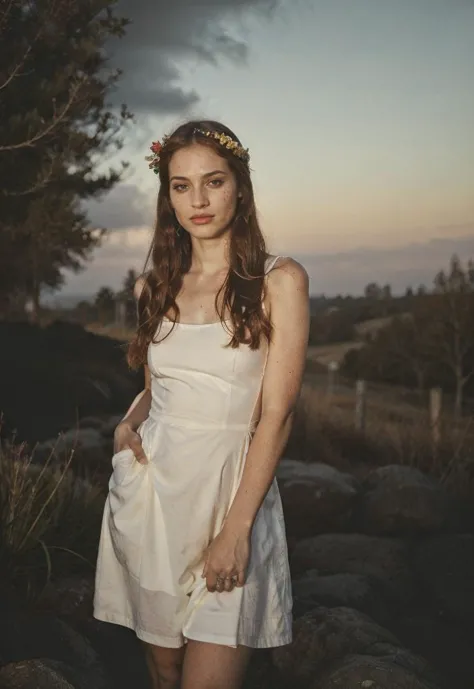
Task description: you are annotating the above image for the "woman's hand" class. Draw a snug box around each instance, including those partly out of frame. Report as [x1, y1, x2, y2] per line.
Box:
[113, 421, 148, 465]
[202, 525, 250, 593]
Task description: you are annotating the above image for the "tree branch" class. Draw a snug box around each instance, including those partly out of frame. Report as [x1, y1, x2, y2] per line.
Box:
[0, 77, 88, 151]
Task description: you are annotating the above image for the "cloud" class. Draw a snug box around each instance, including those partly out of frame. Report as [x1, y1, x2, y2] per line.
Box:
[296, 232, 474, 296]
[54, 228, 474, 301]
[85, 184, 154, 230]
[111, 0, 278, 113]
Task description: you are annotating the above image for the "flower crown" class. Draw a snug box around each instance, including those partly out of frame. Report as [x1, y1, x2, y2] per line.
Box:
[145, 128, 250, 175]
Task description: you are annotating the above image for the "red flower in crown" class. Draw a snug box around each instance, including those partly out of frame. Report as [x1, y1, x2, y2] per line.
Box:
[150, 141, 162, 154]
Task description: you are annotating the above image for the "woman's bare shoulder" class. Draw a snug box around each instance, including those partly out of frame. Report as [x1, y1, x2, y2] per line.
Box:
[266, 256, 308, 291]
[265, 256, 309, 322]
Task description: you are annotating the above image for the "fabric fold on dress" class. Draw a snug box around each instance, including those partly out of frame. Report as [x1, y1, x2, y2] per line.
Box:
[93, 255, 293, 648]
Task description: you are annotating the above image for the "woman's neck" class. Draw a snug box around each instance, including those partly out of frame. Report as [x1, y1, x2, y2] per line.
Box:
[189, 235, 230, 276]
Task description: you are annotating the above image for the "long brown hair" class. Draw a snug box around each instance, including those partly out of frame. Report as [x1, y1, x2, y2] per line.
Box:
[127, 120, 272, 369]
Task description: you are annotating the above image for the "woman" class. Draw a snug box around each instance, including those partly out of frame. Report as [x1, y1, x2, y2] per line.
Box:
[93, 120, 309, 689]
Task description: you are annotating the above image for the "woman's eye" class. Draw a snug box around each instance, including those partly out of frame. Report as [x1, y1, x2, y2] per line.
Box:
[208, 179, 224, 187]
[172, 184, 188, 192]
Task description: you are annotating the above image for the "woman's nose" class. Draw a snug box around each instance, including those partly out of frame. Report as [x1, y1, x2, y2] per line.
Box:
[191, 188, 209, 208]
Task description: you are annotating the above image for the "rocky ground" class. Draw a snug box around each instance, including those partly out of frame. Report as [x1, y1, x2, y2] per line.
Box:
[1, 427, 473, 689]
[1, 321, 473, 688]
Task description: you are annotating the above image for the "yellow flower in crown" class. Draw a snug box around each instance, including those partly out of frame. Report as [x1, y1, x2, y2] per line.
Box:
[145, 128, 250, 175]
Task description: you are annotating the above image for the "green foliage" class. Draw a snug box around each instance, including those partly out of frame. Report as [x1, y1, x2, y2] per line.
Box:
[342, 255, 474, 413]
[94, 285, 116, 323]
[0, 0, 132, 317]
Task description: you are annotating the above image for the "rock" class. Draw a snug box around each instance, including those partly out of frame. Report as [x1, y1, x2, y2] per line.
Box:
[414, 534, 474, 623]
[395, 612, 474, 689]
[290, 533, 413, 604]
[359, 465, 448, 535]
[0, 612, 108, 689]
[77, 417, 105, 431]
[292, 571, 393, 625]
[77, 619, 151, 689]
[272, 606, 401, 685]
[277, 460, 361, 538]
[35, 429, 105, 457]
[0, 660, 75, 689]
[36, 576, 95, 621]
[317, 653, 442, 689]
[0, 657, 111, 689]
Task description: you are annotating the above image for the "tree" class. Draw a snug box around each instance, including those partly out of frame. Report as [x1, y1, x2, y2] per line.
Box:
[0, 0, 132, 316]
[364, 282, 382, 300]
[431, 255, 474, 417]
[116, 267, 138, 326]
[95, 286, 115, 323]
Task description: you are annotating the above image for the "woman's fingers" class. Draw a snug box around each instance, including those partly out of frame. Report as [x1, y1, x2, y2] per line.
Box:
[206, 570, 218, 592]
[129, 435, 148, 464]
[205, 569, 241, 593]
[114, 423, 148, 464]
[223, 576, 235, 592]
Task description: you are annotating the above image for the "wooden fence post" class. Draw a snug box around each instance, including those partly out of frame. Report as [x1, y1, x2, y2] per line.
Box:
[355, 379, 367, 432]
[429, 387, 442, 453]
[115, 299, 126, 329]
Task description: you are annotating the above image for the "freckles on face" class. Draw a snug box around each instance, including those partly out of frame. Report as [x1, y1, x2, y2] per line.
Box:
[168, 143, 239, 233]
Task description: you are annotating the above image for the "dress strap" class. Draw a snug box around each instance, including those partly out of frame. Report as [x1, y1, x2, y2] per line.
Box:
[264, 255, 284, 275]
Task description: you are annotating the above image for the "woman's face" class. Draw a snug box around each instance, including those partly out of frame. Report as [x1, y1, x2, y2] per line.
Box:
[168, 143, 239, 239]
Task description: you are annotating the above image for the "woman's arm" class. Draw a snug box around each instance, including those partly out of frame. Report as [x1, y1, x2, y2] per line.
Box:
[202, 258, 309, 591]
[223, 257, 310, 532]
[113, 274, 153, 462]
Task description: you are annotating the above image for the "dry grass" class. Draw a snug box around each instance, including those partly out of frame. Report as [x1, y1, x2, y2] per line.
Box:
[287, 379, 474, 495]
[307, 342, 363, 367]
[0, 435, 105, 602]
[85, 322, 135, 342]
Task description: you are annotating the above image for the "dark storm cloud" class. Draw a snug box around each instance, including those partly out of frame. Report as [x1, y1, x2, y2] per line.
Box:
[86, 184, 153, 230]
[111, 0, 278, 112]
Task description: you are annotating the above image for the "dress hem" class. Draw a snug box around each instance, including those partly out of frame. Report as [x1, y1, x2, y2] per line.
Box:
[93, 609, 293, 649]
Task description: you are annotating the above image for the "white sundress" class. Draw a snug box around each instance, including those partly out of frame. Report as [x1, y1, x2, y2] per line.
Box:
[93, 255, 293, 648]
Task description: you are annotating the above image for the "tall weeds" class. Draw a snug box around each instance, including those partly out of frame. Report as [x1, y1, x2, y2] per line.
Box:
[287, 381, 474, 496]
[0, 434, 105, 602]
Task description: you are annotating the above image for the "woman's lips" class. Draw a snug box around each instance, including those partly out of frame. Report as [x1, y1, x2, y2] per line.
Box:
[191, 215, 214, 225]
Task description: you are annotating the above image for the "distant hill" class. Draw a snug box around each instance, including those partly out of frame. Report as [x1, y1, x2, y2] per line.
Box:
[40, 293, 93, 309]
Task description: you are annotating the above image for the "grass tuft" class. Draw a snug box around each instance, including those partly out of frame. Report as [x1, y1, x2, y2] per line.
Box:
[0, 432, 105, 603]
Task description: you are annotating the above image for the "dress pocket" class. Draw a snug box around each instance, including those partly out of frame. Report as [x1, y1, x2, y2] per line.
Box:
[110, 448, 138, 487]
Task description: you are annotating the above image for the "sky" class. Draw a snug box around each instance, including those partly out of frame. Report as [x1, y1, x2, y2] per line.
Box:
[55, 0, 474, 300]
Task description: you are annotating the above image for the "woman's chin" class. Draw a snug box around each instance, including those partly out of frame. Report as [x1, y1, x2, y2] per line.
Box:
[185, 222, 230, 240]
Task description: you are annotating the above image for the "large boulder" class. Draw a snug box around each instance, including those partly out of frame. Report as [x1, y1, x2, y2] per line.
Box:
[0, 658, 111, 689]
[0, 611, 108, 689]
[0, 660, 75, 689]
[36, 576, 95, 621]
[317, 653, 442, 689]
[413, 534, 474, 623]
[292, 571, 393, 625]
[358, 465, 448, 535]
[277, 460, 361, 539]
[273, 606, 404, 685]
[34, 429, 108, 461]
[395, 612, 474, 689]
[290, 533, 414, 605]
